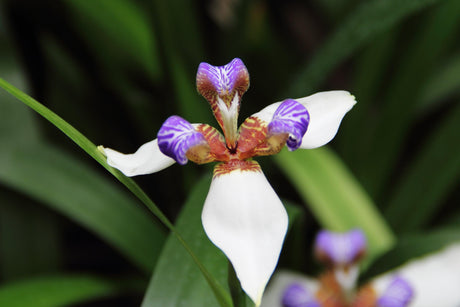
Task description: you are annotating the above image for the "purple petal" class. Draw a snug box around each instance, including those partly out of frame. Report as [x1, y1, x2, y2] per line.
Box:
[197, 58, 249, 98]
[282, 283, 320, 307]
[315, 229, 366, 266]
[267, 99, 310, 151]
[377, 276, 414, 307]
[157, 116, 207, 165]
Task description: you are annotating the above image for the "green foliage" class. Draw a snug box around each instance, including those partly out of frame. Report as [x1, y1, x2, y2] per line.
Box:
[275, 148, 394, 262]
[0, 0, 459, 305]
[141, 176, 231, 307]
[0, 275, 125, 307]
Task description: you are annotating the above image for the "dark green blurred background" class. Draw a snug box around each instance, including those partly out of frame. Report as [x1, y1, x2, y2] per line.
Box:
[0, 0, 459, 306]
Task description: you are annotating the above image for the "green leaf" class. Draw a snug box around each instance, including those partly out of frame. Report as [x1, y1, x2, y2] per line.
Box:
[67, 0, 161, 79]
[288, 0, 442, 97]
[338, 29, 397, 164]
[364, 227, 460, 279]
[356, 0, 460, 197]
[0, 143, 165, 272]
[0, 77, 230, 305]
[0, 33, 62, 280]
[275, 147, 395, 261]
[0, 275, 122, 307]
[384, 103, 460, 232]
[418, 53, 460, 112]
[0, 191, 61, 280]
[0, 76, 165, 272]
[141, 176, 232, 307]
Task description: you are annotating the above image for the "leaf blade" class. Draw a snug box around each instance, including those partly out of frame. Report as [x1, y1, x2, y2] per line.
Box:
[0, 77, 232, 307]
[0, 275, 122, 307]
[275, 147, 395, 261]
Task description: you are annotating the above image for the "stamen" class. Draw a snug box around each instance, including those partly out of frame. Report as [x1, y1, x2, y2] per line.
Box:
[217, 94, 239, 148]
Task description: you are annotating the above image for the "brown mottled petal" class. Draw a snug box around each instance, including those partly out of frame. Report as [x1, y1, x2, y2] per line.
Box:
[237, 116, 288, 159]
[194, 124, 230, 162]
[196, 58, 249, 136]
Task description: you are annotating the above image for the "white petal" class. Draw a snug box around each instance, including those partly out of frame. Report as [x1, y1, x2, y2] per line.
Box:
[202, 168, 288, 306]
[252, 91, 356, 149]
[372, 243, 460, 307]
[297, 91, 356, 149]
[260, 271, 319, 307]
[100, 139, 175, 176]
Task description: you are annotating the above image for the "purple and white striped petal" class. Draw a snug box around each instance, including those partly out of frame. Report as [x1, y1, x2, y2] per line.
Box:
[196, 58, 250, 146]
[376, 276, 413, 307]
[314, 229, 366, 266]
[157, 116, 208, 165]
[196, 58, 249, 104]
[282, 283, 320, 307]
[372, 243, 460, 307]
[252, 91, 356, 149]
[202, 161, 288, 306]
[268, 99, 310, 151]
[100, 139, 175, 177]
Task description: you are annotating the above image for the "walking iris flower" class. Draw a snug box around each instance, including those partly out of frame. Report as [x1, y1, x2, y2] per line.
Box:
[99, 58, 356, 305]
[262, 229, 460, 307]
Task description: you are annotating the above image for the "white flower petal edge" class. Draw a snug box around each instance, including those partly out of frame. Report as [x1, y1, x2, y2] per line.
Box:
[260, 270, 319, 307]
[201, 168, 288, 306]
[252, 91, 356, 149]
[100, 139, 175, 176]
[372, 243, 460, 307]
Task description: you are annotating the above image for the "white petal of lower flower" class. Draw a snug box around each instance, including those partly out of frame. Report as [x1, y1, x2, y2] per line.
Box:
[100, 139, 175, 176]
[372, 243, 460, 307]
[260, 270, 319, 307]
[202, 168, 288, 306]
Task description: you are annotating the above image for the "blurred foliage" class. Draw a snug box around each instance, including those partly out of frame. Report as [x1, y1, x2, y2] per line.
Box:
[0, 0, 459, 306]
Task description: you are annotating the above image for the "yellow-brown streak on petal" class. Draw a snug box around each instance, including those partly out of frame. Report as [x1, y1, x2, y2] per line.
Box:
[255, 133, 289, 156]
[315, 271, 347, 307]
[213, 160, 261, 178]
[196, 124, 230, 162]
[196, 72, 225, 129]
[237, 116, 268, 159]
[186, 143, 212, 164]
[237, 117, 288, 159]
[352, 284, 377, 307]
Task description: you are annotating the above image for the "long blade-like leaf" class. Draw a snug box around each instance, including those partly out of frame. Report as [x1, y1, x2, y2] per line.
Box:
[275, 147, 395, 261]
[356, 0, 460, 197]
[418, 53, 460, 112]
[0, 78, 231, 306]
[0, 143, 165, 272]
[67, 0, 161, 80]
[0, 275, 124, 307]
[288, 0, 441, 97]
[141, 176, 232, 307]
[0, 75, 165, 272]
[384, 103, 460, 231]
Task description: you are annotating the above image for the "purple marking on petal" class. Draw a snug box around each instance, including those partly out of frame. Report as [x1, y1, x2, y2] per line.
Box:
[377, 276, 414, 307]
[157, 116, 207, 165]
[315, 229, 366, 266]
[267, 99, 310, 151]
[282, 283, 320, 307]
[197, 58, 249, 97]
